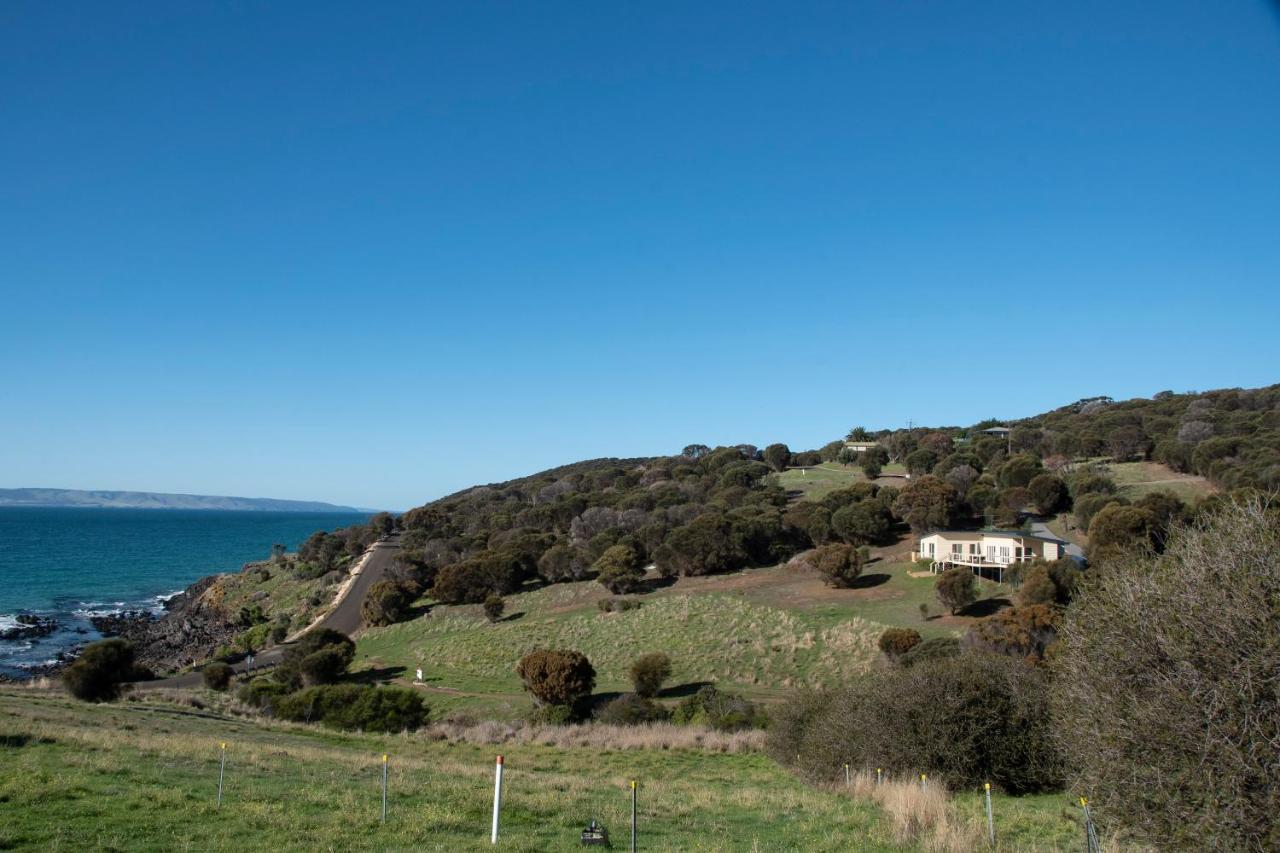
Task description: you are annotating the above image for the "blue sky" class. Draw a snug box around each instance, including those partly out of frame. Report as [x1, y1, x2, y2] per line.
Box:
[2, 2, 1278, 510]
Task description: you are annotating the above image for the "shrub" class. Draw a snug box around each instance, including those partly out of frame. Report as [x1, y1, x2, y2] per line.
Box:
[877, 628, 922, 661]
[482, 593, 505, 622]
[812, 542, 866, 588]
[671, 686, 762, 731]
[202, 662, 234, 691]
[935, 567, 976, 614]
[595, 693, 671, 726]
[963, 604, 1059, 664]
[1088, 503, 1158, 560]
[238, 677, 287, 710]
[768, 653, 1062, 794]
[1052, 500, 1280, 849]
[272, 684, 428, 732]
[899, 636, 960, 667]
[1014, 565, 1058, 606]
[892, 476, 958, 533]
[62, 639, 142, 702]
[1027, 474, 1068, 515]
[629, 652, 672, 697]
[596, 596, 642, 613]
[516, 649, 595, 708]
[594, 544, 646, 594]
[360, 580, 413, 627]
[278, 628, 355, 689]
[526, 703, 576, 726]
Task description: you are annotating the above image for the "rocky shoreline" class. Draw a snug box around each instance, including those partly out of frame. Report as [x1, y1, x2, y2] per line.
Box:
[0, 614, 59, 642]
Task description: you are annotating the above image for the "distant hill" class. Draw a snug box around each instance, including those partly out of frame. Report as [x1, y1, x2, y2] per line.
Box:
[0, 488, 365, 513]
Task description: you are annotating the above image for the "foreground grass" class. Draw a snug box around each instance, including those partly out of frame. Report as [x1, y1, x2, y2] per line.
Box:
[0, 690, 1082, 851]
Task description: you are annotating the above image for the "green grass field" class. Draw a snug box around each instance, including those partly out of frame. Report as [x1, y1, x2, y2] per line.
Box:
[1105, 461, 1215, 503]
[0, 690, 1084, 851]
[354, 559, 1012, 719]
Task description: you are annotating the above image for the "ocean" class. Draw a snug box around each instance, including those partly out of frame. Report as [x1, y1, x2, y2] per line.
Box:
[0, 507, 368, 676]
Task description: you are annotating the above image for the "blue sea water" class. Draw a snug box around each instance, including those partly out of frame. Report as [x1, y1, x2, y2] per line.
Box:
[0, 507, 368, 676]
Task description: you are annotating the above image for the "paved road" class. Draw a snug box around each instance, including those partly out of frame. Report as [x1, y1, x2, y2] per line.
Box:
[133, 535, 401, 690]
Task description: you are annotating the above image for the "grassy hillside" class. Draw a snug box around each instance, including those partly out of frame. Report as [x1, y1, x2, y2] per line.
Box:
[0, 689, 1083, 851]
[355, 559, 1011, 720]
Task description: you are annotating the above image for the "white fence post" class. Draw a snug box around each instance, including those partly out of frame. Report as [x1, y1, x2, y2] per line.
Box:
[490, 755, 505, 844]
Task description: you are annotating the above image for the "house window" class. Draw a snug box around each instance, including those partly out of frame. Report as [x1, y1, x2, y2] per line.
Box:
[927, 543, 935, 556]
[951, 543, 963, 555]
[969, 543, 978, 555]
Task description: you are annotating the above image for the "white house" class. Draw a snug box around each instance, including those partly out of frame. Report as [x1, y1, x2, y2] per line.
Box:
[912, 529, 1069, 582]
[843, 440, 880, 453]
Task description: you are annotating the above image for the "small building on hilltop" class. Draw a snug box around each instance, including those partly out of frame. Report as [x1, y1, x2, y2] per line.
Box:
[843, 440, 880, 453]
[979, 426, 1010, 438]
[912, 529, 1070, 582]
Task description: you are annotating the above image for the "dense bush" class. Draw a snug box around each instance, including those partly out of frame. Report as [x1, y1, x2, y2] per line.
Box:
[202, 661, 234, 691]
[361, 580, 413, 627]
[877, 628, 921, 661]
[62, 639, 145, 702]
[963, 605, 1059, 664]
[238, 677, 288, 710]
[812, 542, 866, 588]
[1026, 473, 1067, 514]
[516, 649, 596, 709]
[629, 652, 672, 697]
[892, 476, 958, 533]
[671, 686, 762, 731]
[1052, 500, 1280, 850]
[595, 693, 671, 726]
[272, 684, 428, 732]
[278, 629, 355, 689]
[482, 593, 505, 622]
[935, 567, 976, 614]
[768, 653, 1062, 794]
[899, 636, 960, 667]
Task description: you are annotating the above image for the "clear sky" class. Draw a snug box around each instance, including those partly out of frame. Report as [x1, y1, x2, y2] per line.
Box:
[2, 2, 1278, 511]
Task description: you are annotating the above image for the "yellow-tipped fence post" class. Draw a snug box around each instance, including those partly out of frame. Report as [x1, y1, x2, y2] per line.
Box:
[876, 767, 882, 786]
[843, 763, 850, 786]
[381, 754, 389, 823]
[216, 742, 227, 808]
[630, 780, 637, 853]
[920, 774, 928, 792]
[984, 782, 994, 846]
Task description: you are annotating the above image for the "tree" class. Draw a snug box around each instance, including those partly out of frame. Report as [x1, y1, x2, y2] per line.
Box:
[846, 426, 873, 441]
[1176, 420, 1213, 444]
[361, 580, 412, 627]
[62, 639, 141, 702]
[919, 431, 954, 456]
[594, 544, 645, 594]
[516, 649, 596, 708]
[681, 444, 711, 460]
[944, 464, 979, 497]
[658, 514, 744, 576]
[812, 542, 866, 588]
[818, 440, 846, 462]
[892, 476, 958, 533]
[936, 567, 977, 614]
[830, 501, 891, 546]
[763, 443, 792, 472]
[996, 453, 1043, 488]
[202, 661, 234, 691]
[1015, 565, 1058, 606]
[537, 543, 589, 583]
[482, 593, 505, 622]
[877, 628, 922, 661]
[905, 449, 938, 475]
[1107, 425, 1149, 461]
[1027, 474, 1067, 515]
[629, 652, 672, 698]
[1052, 500, 1280, 849]
[1088, 504, 1158, 559]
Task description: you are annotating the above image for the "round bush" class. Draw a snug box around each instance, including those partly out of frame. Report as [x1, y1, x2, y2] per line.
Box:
[516, 649, 595, 708]
[877, 628, 922, 661]
[62, 639, 140, 702]
[202, 661, 234, 691]
[629, 652, 672, 698]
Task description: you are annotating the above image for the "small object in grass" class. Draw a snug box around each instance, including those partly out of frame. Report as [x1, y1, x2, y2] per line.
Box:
[580, 819, 610, 846]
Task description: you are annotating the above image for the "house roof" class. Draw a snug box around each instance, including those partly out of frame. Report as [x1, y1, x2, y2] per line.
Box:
[980, 427, 1010, 434]
[920, 529, 1069, 546]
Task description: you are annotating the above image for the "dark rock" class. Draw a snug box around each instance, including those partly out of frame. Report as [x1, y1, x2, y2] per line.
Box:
[0, 614, 58, 641]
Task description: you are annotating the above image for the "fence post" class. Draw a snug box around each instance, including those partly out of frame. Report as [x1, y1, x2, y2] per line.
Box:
[876, 767, 882, 786]
[490, 755, 504, 844]
[843, 763, 850, 786]
[381, 754, 389, 823]
[216, 742, 227, 808]
[1080, 797, 1101, 853]
[984, 782, 994, 846]
[920, 774, 928, 792]
[630, 780, 637, 853]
